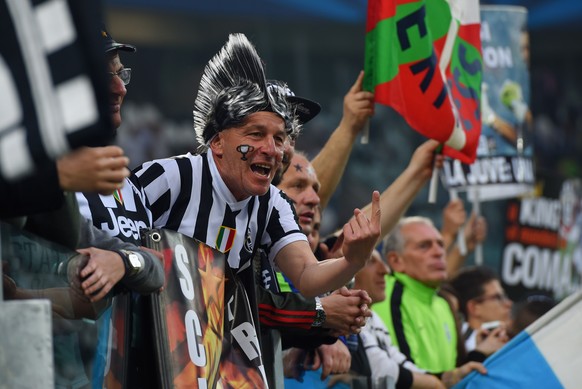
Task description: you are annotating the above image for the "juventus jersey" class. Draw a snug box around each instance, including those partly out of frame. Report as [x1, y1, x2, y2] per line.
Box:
[76, 174, 153, 245]
[134, 150, 307, 270]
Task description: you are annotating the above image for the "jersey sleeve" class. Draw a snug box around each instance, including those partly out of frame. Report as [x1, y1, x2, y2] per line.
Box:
[133, 158, 181, 228]
[262, 187, 307, 265]
[360, 314, 424, 387]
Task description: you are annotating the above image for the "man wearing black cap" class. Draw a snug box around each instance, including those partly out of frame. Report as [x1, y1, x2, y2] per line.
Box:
[74, 27, 160, 389]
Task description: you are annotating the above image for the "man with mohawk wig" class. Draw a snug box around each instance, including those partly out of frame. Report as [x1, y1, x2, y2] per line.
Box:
[134, 33, 380, 385]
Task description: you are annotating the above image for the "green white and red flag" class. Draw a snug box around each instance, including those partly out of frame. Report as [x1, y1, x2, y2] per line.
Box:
[364, 0, 482, 164]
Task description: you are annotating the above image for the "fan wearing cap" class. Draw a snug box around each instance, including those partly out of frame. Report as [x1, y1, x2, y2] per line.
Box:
[134, 33, 381, 384]
[2, 31, 133, 218]
[267, 79, 321, 186]
[101, 27, 135, 129]
[73, 26, 164, 389]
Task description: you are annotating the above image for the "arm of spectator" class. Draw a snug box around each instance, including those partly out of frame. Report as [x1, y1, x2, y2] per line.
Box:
[441, 198, 466, 252]
[57, 146, 129, 195]
[359, 140, 444, 239]
[276, 192, 381, 298]
[76, 218, 164, 299]
[465, 213, 487, 253]
[311, 71, 374, 209]
[76, 247, 126, 302]
[282, 347, 311, 381]
[440, 361, 487, 388]
[3, 273, 107, 320]
[446, 213, 488, 278]
[313, 340, 352, 380]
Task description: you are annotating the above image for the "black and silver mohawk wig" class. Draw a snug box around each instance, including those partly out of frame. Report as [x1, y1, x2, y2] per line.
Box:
[193, 33, 300, 151]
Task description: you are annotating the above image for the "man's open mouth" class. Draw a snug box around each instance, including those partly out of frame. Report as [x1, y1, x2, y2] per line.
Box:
[251, 163, 272, 177]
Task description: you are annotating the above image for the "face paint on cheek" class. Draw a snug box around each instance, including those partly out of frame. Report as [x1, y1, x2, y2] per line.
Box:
[236, 144, 255, 161]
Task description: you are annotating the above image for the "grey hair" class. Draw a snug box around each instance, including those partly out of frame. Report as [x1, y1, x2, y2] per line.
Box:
[381, 216, 436, 259]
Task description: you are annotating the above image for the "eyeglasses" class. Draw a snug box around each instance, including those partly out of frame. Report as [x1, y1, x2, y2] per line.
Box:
[476, 293, 510, 304]
[107, 68, 131, 85]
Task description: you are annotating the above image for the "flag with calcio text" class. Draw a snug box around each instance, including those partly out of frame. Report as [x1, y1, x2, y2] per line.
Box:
[364, 0, 482, 164]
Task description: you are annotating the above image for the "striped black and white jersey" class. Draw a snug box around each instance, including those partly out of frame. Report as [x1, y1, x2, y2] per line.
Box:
[133, 150, 307, 271]
[76, 174, 153, 246]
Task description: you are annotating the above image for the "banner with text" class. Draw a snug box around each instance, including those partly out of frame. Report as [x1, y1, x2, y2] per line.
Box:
[500, 187, 582, 301]
[443, 6, 534, 200]
[142, 228, 267, 389]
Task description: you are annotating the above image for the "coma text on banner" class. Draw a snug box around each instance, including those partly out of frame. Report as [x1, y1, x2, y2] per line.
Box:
[142, 228, 268, 388]
[364, 0, 482, 164]
[0, 0, 112, 181]
[454, 289, 582, 389]
[500, 196, 581, 302]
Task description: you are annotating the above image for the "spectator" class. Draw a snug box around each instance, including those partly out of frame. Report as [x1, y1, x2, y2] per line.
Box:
[134, 33, 381, 385]
[373, 216, 457, 372]
[350, 249, 487, 388]
[448, 266, 511, 358]
[72, 25, 164, 388]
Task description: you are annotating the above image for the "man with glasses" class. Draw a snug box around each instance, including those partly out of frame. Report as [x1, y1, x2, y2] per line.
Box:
[74, 26, 158, 389]
[449, 266, 512, 354]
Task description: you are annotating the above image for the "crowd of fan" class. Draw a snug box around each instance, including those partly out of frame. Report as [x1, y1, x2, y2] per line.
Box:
[1, 26, 558, 389]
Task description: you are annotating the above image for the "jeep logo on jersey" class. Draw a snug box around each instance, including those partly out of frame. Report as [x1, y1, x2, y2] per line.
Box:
[101, 208, 148, 240]
[216, 226, 236, 253]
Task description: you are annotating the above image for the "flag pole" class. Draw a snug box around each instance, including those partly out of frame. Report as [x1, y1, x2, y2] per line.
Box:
[472, 187, 483, 265]
[428, 144, 443, 204]
[361, 118, 370, 144]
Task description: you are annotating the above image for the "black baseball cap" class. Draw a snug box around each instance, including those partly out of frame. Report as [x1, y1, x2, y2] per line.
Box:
[267, 80, 321, 124]
[101, 25, 136, 53]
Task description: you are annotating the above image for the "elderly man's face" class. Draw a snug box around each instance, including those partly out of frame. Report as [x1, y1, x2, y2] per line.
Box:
[389, 222, 447, 288]
[210, 111, 286, 200]
[277, 153, 320, 235]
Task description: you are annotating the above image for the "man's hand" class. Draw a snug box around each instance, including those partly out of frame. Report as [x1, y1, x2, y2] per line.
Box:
[464, 213, 488, 252]
[475, 326, 508, 356]
[342, 191, 381, 268]
[442, 361, 487, 388]
[282, 348, 310, 381]
[341, 71, 374, 134]
[442, 199, 466, 238]
[76, 247, 126, 302]
[407, 139, 444, 181]
[441, 198, 466, 250]
[313, 340, 352, 380]
[57, 146, 129, 194]
[322, 287, 372, 336]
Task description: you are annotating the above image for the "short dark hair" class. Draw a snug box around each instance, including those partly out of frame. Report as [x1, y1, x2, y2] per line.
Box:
[448, 265, 499, 318]
[509, 295, 555, 338]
